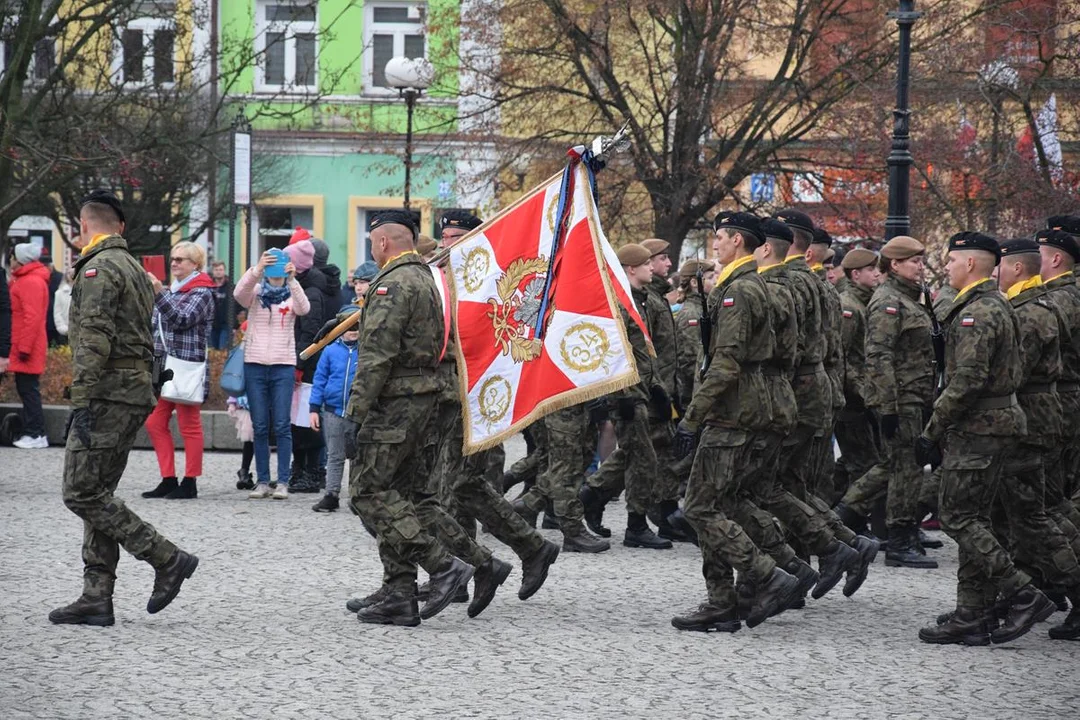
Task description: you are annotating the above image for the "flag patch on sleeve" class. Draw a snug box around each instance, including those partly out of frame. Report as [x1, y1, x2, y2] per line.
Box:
[722, 297, 735, 307]
[885, 306, 898, 315]
[961, 317, 975, 327]
[688, 319, 699, 326]
[84, 268, 97, 278]
[375, 286, 389, 296]
[842, 310, 854, 318]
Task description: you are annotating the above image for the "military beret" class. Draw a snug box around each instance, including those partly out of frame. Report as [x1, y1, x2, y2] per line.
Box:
[841, 248, 878, 270]
[999, 238, 1040, 257]
[642, 238, 670, 257]
[416, 234, 438, 256]
[714, 212, 764, 245]
[760, 218, 793, 244]
[823, 248, 836, 264]
[370, 210, 418, 239]
[948, 231, 1001, 263]
[441, 209, 482, 231]
[617, 243, 652, 267]
[774, 208, 815, 234]
[881, 235, 925, 260]
[678, 259, 712, 277]
[80, 189, 126, 224]
[712, 211, 733, 232]
[811, 227, 832, 247]
[826, 247, 845, 267]
[1035, 228, 1080, 262]
[1046, 215, 1080, 238]
[352, 261, 379, 281]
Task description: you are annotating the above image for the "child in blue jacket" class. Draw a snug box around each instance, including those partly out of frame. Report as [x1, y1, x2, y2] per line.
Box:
[309, 312, 360, 512]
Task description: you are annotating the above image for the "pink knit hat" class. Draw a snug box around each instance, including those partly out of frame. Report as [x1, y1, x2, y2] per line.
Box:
[285, 240, 315, 273]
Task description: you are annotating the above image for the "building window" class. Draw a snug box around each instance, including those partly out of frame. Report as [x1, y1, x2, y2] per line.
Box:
[115, 17, 175, 86]
[256, 1, 318, 92]
[364, 2, 426, 91]
[1, 37, 56, 82]
[256, 205, 315, 253]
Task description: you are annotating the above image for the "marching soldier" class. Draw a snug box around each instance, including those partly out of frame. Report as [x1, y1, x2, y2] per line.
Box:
[673, 259, 715, 413]
[917, 232, 1054, 646]
[807, 228, 845, 504]
[50, 190, 198, 627]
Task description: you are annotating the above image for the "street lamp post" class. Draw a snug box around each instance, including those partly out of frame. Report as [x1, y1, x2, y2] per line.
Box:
[885, 0, 921, 241]
[386, 57, 434, 211]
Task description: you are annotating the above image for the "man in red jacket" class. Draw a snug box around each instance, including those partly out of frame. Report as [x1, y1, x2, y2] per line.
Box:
[9, 242, 51, 448]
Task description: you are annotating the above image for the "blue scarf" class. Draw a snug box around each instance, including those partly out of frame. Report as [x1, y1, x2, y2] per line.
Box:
[259, 279, 292, 309]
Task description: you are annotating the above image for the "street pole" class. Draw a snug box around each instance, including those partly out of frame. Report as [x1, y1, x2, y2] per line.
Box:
[402, 88, 417, 210]
[884, 0, 921, 241]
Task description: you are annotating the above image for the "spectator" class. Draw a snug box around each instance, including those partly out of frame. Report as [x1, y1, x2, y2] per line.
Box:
[310, 240, 342, 325]
[234, 249, 310, 499]
[8, 243, 51, 448]
[0, 267, 10, 378]
[349, 262, 379, 307]
[41, 251, 64, 346]
[308, 306, 361, 513]
[208, 260, 234, 349]
[53, 268, 73, 339]
[142, 241, 216, 500]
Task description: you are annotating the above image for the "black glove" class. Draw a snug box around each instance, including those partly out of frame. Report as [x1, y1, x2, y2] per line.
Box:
[344, 420, 360, 460]
[880, 413, 901, 440]
[616, 398, 637, 422]
[649, 384, 672, 419]
[672, 422, 698, 460]
[587, 398, 610, 425]
[69, 407, 92, 448]
[914, 435, 942, 468]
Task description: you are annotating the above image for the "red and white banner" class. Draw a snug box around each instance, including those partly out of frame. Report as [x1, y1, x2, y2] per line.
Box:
[447, 163, 648, 453]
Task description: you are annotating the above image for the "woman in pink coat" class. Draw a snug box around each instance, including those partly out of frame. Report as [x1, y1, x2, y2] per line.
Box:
[8, 243, 51, 448]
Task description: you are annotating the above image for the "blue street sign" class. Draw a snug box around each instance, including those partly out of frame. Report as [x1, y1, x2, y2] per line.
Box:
[750, 173, 775, 203]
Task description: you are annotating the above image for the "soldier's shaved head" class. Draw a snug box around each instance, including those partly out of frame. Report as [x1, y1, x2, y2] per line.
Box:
[370, 222, 418, 267]
[946, 249, 996, 290]
[80, 202, 123, 233]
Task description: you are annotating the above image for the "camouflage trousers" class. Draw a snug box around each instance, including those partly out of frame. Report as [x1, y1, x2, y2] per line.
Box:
[832, 409, 881, 499]
[507, 420, 548, 487]
[1044, 446, 1080, 556]
[993, 445, 1080, 591]
[939, 433, 1031, 609]
[779, 424, 857, 549]
[587, 402, 656, 515]
[437, 400, 545, 562]
[683, 427, 780, 610]
[62, 401, 177, 599]
[649, 415, 681, 506]
[519, 405, 590, 524]
[753, 430, 837, 556]
[840, 404, 925, 529]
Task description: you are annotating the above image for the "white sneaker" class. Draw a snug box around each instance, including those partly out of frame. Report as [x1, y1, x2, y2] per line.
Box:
[272, 484, 289, 500]
[249, 483, 272, 499]
[13, 435, 48, 449]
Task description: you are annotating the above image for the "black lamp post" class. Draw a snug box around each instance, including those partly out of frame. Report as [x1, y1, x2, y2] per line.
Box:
[386, 57, 434, 211]
[884, 1, 921, 241]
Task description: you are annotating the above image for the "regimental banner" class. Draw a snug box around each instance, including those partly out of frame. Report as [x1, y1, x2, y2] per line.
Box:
[447, 163, 648, 454]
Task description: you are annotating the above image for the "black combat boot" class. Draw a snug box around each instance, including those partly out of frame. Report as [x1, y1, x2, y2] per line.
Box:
[346, 585, 389, 613]
[468, 557, 513, 618]
[236, 470, 254, 490]
[833, 502, 868, 535]
[885, 527, 938, 568]
[142, 476, 178, 499]
[665, 507, 699, 546]
[164, 477, 197, 499]
[312, 494, 339, 513]
[671, 603, 741, 633]
[501, 470, 522, 494]
[416, 580, 468, 604]
[561, 521, 611, 553]
[843, 535, 881, 597]
[419, 557, 475, 620]
[736, 581, 754, 620]
[624, 513, 673, 549]
[992, 584, 1057, 644]
[357, 586, 421, 627]
[812, 540, 859, 599]
[1049, 606, 1080, 640]
[919, 607, 993, 646]
[541, 500, 561, 530]
[147, 550, 199, 614]
[747, 568, 801, 628]
[579, 485, 611, 538]
[783, 558, 820, 605]
[656, 500, 692, 543]
[519, 540, 560, 600]
[918, 528, 944, 549]
[48, 595, 114, 626]
[512, 497, 539, 528]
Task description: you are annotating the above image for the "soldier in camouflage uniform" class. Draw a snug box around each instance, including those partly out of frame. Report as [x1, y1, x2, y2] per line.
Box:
[835, 237, 938, 569]
[673, 260, 715, 412]
[50, 191, 198, 628]
[832, 248, 882, 496]
[917, 232, 1055, 646]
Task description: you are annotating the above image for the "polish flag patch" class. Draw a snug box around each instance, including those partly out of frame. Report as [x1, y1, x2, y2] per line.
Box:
[842, 310, 854, 318]
[722, 297, 735, 307]
[885, 306, 898, 315]
[961, 317, 975, 327]
[84, 268, 97, 278]
[688, 319, 699, 326]
[375, 286, 389, 296]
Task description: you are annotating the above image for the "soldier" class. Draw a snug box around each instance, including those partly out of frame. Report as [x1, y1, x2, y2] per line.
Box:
[827, 247, 852, 293]
[807, 228, 845, 504]
[995, 238, 1080, 641]
[917, 232, 1054, 646]
[673, 259, 715, 413]
[49, 190, 198, 627]
[835, 237, 938, 569]
[832, 248, 882, 496]
[669, 213, 802, 632]
[581, 243, 672, 549]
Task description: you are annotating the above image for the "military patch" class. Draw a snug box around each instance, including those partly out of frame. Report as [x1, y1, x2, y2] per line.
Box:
[842, 310, 854, 318]
[961, 317, 975, 327]
[885, 306, 898, 315]
[722, 297, 735, 307]
[375, 286, 389, 296]
[688, 319, 699, 326]
[84, 268, 97, 278]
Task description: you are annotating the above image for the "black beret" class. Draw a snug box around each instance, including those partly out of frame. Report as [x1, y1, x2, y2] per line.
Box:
[811, 227, 832, 247]
[441, 209, 482, 231]
[828, 247, 846, 267]
[1047, 215, 1080, 238]
[370, 210, 418, 239]
[760, 218, 793, 244]
[1036, 228, 1080, 262]
[80, 189, 125, 224]
[773, 208, 815, 234]
[712, 211, 733, 233]
[714, 212, 763, 246]
[999, 238, 1040, 257]
[948, 231, 1001, 264]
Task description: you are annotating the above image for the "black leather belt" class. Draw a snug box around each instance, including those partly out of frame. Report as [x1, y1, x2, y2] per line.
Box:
[972, 394, 1017, 410]
[1018, 382, 1056, 395]
[105, 358, 150, 372]
[795, 362, 823, 377]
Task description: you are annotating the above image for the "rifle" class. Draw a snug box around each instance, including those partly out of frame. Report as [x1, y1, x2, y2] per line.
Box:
[696, 261, 713, 379]
[299, 310, 361, 361]
[922, 285, 946, 396]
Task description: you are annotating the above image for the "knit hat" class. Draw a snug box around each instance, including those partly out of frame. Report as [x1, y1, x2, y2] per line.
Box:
[310, 239, 330, 266]
[289, 227, 313, 245]
[353, 261, 379, 281]
[13, 243, 41, 265]
[285, 240, 315, 273]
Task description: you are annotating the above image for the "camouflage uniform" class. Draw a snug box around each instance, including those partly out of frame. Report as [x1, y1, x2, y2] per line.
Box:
[833, 281, 880, 495]
[923, 280, 1030, 610]
[840, 275, 935, 530]
[814, 265, 847, 502]
[517, 404, 591, 523]
[1043, 272, 1080, 519]
[63, 235, 179, 599]
[674, 291, 705, 413]
[645, 276, 680, 508]
[506, 421, 548, 488]
[681, 258, 785, 609]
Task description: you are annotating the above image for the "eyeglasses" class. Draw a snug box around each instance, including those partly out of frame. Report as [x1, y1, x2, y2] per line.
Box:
[170, 257, 189, 264]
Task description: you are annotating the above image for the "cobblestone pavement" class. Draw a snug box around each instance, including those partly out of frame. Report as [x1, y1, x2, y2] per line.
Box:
[1, 442, 1078, 719]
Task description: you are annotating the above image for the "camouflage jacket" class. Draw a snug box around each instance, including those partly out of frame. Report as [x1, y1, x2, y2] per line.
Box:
[346, 252, 443, 426]
[759, 263, 799, 432]
[815, 266, 846, 415]
[784, 257, 828, 428]
[924, 280, 1026, 441]
[1010, 283, 1063, 447]
[839, 282, 874, 409]
[1040, 272, 1080, 429]
[646, 275, 678, 399]
[683, 258, 772, 432]
[864, 275, 935, 414]
[674, 291, 705, 410]
[68, 235, 155, 409]
[933, 284, 958, 318]
[614, 287, 657, 405]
